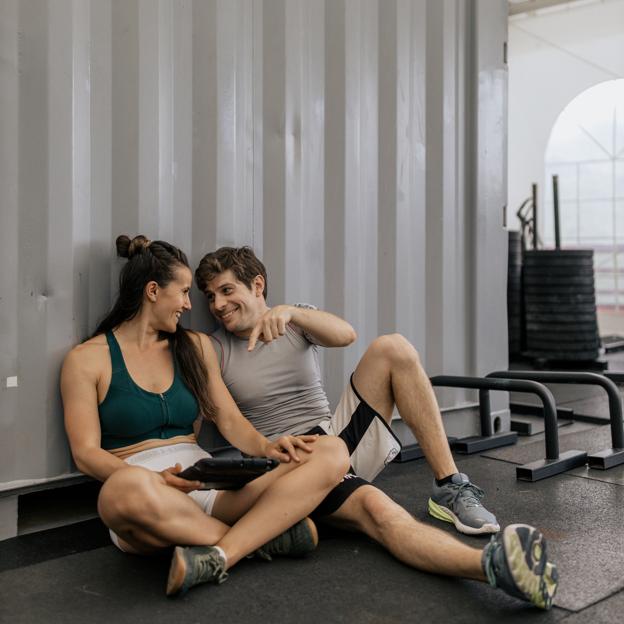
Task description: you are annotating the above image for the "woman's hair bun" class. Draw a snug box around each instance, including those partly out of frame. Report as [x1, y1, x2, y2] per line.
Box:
[116, 234, 151, 259]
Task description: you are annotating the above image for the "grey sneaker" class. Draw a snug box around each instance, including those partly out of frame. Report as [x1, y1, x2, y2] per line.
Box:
[166, 545, 228, 597]
[482, 524, 559, 610]
[255, 517, 318, 561]
[428, 473, 500, 534]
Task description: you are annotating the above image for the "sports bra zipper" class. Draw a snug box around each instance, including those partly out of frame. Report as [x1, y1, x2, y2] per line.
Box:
[159, 393, 170, 437]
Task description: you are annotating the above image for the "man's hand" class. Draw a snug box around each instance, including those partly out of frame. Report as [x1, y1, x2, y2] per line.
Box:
[159, 463, 203, 493]
[247, 305, 295, 351]
[263, 434, 319, 463]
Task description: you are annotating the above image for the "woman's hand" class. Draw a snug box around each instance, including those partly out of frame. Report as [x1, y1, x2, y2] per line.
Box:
[263, 434, 319, 463]
[159, 463, 203, 493]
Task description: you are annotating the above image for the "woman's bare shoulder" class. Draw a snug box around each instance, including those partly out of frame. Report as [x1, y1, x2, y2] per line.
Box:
[63, 334, 109, 372]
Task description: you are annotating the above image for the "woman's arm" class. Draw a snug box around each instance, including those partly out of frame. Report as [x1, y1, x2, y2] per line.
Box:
[60, 346, 127, 481]
[193, 332, 316, 462]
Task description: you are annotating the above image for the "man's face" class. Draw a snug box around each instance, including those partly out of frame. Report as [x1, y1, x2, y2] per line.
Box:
[204, 269, 265, 336]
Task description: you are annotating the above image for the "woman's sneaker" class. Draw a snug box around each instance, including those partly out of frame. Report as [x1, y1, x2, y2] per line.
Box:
[482, 524, 559, 610]
[255, 517, 318, 561]
[166, 545, 228, 597]
[429, 473, 500, 534]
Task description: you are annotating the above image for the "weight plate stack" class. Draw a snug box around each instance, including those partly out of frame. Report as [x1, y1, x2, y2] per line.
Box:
[507, 231, 523, 357]
[523, 249, 600, 361]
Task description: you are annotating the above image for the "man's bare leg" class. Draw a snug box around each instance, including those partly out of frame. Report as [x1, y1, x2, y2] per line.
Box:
[350, 334, 499, 535]
[326, 485, 484, 579]
[324, 485, 559, 610]
[351, 334, 456, 479]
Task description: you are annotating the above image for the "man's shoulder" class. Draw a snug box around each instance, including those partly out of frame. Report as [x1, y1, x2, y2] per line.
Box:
[209, 325, 229, 344]
[208, 326, 236, 363]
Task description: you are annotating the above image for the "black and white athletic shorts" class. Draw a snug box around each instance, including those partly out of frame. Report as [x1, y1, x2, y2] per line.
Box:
[307, 375, 402, 518]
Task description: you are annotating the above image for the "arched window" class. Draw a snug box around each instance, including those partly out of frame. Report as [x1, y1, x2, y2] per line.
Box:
[544, 79, 624, 308]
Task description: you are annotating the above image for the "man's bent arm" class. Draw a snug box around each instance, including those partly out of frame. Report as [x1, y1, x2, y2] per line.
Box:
[289, 305, 357, 347]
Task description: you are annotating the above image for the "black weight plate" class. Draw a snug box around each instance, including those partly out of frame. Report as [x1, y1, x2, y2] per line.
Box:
[523, 265, 594, 276]
[524, 288, 595, 297]
[524, 250, 593, 258]
[525, 317, 597, 327]
[524, 349, 600, 360]
[524, 253, 594, 262]
[526, 339, 600, 351]
[523, 259, 595, 270]
[526, 326, 598, 335]
[524, 284, 596, 299]
[525, 313, 596, 323]
[523, 276, 595, 286]
[527, 332, 599, 343]
[524, 293, 596, 312]
[524, 302, 596, 312]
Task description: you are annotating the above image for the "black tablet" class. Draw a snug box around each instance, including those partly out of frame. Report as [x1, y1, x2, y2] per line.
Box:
[178, 457, 280, 490]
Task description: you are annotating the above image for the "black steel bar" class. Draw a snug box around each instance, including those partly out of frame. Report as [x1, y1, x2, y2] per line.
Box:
[604, 372, 624, 384]
[479, 389, 493, 437]
[552, 174, 561, 250]
[488, 371, 624, 450]
[532, 183, 538, 250]
[430, 375, 557, 457]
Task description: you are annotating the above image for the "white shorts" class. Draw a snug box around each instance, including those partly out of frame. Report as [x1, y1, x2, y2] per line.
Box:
[317, 375, 402, 482]
[108, 443, 218, 551]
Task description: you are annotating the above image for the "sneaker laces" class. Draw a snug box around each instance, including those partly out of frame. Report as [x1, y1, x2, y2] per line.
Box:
[194, 551, 228, 584]
[450, 482, 485, 509]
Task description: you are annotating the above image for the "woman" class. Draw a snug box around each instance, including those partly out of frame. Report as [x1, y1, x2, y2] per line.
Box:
[61, 235, 350, 597]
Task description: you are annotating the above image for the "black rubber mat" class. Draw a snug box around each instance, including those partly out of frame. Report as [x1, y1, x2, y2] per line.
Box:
[480, 423, 613, 465]
[0, 528, 567, 624]
[2, 455, 622, 620]
[561, 589, 624, 623]
[376, 455, 624, 612]
[567, 463, 624, 486]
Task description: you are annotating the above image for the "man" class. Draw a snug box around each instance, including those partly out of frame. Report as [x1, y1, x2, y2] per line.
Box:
[194, 246, 558, 610]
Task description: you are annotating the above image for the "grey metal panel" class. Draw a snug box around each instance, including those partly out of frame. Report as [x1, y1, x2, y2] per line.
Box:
[472, 0, 510, 427]
[111, 0, 140, 239]
[323, 0, 348, 404]
[378, 0, 428, 349]
[16, 0, 52, 482]
[89, 0, 114, 329]
[0, 0, 509, 490]
[0, 0, 19, 485]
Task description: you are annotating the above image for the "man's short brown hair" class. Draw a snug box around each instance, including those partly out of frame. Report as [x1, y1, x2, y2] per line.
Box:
[195, 246, 268, 298]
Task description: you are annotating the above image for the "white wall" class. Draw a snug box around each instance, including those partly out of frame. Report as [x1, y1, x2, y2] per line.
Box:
[507, 0, 624, 227]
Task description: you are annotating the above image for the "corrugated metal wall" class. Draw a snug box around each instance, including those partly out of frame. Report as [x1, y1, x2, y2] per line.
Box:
[0, 1, 508, 493]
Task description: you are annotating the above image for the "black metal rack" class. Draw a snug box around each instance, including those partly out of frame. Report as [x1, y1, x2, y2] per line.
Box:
[430, 375, 587, 481]
[487, 371, 624, 469]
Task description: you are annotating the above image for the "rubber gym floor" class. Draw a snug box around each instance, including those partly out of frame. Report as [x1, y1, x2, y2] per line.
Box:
[2, 377, 624, 623]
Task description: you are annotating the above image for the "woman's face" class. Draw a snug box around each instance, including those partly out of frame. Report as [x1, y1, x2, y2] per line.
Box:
[151, 265, 193, 332]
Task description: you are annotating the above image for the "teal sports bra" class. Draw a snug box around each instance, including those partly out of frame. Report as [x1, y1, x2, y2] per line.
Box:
[98, 332, 199, 450]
